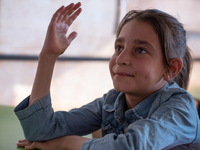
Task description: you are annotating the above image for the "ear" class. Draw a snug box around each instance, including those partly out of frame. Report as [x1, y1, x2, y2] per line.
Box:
[163, 58, 183, 81]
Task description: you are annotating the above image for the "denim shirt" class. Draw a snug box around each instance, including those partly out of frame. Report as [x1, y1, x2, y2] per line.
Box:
[14, 82, 200, 150]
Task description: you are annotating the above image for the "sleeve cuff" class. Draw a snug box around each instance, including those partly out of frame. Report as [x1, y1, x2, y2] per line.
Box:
[14, 93, 51, 120]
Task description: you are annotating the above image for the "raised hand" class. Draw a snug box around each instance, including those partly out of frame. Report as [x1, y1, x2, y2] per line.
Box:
[28, 3, 81, 106]
[41, 2, 82, 58]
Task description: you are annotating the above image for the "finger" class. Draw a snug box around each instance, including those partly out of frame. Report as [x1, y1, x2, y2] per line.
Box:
[57, 3, 75, 21]
[62, 2, 82, 23]
[25, 142, 43, 150]
[66, 2, 82, 16]
[67, 32, 78, 45]
[63, 8, 82, 27]
[17, 139, 32, 147]
[18, 139, 27, 142]
[51, 5, 65, 22]
[69, 8, 82, 26]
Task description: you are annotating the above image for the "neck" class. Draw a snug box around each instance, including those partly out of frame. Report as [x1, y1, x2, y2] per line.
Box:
[125, 81, 167, 109]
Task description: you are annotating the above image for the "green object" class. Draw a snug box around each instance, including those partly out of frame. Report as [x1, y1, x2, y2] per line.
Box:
[0, 105, 25, 150]
[0, 105, 92, 150]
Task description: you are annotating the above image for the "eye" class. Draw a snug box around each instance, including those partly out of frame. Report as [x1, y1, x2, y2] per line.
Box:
[115, 45, 123, 52]
[136, 47, 147, 54]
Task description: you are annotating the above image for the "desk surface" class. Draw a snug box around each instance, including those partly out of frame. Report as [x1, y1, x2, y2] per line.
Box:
[0, 105, 25, 150]
[0, 105, 92, 150]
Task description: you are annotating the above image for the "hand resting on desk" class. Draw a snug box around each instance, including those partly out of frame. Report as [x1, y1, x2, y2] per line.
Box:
[17, 136, 89, 150]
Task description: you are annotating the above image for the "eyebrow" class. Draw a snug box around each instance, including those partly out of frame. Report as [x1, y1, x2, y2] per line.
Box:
[115, 37, 124, 44]
[115, 38, 156, 51]
[133, 39, 156, 51]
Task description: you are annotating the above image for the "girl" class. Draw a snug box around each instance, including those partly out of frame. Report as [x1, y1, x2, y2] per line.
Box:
[15, 2, 200, 150]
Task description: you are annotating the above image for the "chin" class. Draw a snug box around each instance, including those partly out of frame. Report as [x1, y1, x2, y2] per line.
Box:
[113, 85, 131, 93]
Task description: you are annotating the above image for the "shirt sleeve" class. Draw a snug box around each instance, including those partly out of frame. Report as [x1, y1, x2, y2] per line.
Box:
[81, 90, 199, 150]
[14, 93, 104, 142]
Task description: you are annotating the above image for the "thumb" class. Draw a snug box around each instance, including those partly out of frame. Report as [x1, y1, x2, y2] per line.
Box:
[67, 31, 78, 44]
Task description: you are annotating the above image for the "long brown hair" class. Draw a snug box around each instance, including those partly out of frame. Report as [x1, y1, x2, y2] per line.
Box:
[116, 9, 192, 89]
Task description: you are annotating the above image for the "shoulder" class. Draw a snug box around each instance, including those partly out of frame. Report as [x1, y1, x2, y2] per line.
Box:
[158, 82, 194, 106]
[147, 82, 199, 144]
[149, 82, 197, 120]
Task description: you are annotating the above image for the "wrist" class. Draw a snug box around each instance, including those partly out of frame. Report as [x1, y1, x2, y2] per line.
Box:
[28, 97, 40, 106]
[39, 50, 59, 62]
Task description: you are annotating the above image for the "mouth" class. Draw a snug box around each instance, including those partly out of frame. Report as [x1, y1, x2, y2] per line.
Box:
[115, 72, 134, 77]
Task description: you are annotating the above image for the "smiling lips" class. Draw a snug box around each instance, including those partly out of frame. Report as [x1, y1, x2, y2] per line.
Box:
[115, 72, 134, 77]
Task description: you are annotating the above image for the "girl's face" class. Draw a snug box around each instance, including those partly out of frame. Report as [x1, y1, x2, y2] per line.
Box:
[109, 20, 168, 100]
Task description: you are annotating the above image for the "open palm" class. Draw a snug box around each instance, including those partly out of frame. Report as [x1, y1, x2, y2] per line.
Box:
[42, 2, 82, 57]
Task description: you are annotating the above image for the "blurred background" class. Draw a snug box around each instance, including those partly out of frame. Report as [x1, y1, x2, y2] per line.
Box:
[0, 0, 200, 111]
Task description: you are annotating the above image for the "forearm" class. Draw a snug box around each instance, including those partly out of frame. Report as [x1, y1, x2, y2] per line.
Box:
[28, 3, 81, 106]
[62, 136, 89, 150]
[19, 136, 89, 150]
[29, 52, 57, 106]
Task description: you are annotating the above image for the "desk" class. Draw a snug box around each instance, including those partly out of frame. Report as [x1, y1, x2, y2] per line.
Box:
[0, 105, 25, 150]
[0, 105, 92, 150]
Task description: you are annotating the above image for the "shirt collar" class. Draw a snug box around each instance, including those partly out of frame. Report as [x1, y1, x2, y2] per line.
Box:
[114, 82, 169, 124]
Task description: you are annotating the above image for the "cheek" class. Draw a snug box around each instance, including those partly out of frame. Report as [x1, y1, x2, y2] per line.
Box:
[134, 60, 150, 72]
[109, 56, 116, 74]
[139, 62, 165, 80]
[135, 60, 155, 77]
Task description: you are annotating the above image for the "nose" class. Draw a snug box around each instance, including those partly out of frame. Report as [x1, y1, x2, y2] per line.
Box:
[116, 48, 131, 66]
